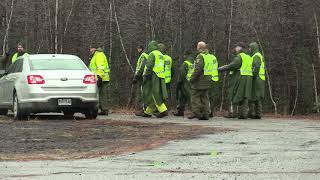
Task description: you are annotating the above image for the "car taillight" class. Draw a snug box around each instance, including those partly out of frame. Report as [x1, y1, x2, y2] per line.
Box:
[27, 75, 45, 84]
[83, 75, 96, 84]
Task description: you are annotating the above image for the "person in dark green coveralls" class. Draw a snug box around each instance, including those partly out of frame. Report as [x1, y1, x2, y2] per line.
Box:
[133, 45, 149, 116]
[142, 41, 168, 118]
[158, 43, 174, 109]
[248, 42, 265, 119]
[188, 42, 217, 120]
[173, 50, 194, 116]
[218, 42, 253, 119]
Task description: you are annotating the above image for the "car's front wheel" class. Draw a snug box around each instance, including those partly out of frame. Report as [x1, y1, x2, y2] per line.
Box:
[84, 108, 98, 119]
[0, 109, 8, 115]
[13, 93, 28, 120]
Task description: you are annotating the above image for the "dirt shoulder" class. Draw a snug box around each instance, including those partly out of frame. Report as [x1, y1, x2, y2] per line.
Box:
[0, 117, 227, 161]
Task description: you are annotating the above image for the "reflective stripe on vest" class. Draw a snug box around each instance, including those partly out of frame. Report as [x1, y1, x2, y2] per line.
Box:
[252, 52, 266, 81]
[164, 54, 173, 83]
[136, 52, 149, 74]
[151, 50, 165, 78]
[184, 60, 194, 81]
[239, 53, 253, 76]
[202, 53, 219, 82]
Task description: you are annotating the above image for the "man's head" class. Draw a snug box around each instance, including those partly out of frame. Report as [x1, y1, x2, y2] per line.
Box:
[197, 41, 207, 52]
[158, 43, 167, 54]
[234, 42, 246, 54]
[249, 42, 259, 54]
[137, 45, 144, 53]
[17, 43, 24, 53]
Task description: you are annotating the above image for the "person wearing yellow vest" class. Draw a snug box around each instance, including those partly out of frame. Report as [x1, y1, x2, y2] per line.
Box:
[158, 43, 173, 109]
[188, 42, 215, 120]
[173, 50, 194, 116]
[89, 46, 110, 116]
[208, 52, 220, 118]
[218, 42, 253, 119]
[132, 45, 149, 116]
[11, 43, 29, 63]
[142, 41, 168, 118]
[248, 42, 265, 119]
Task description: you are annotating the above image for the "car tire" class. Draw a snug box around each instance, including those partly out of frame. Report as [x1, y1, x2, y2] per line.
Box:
[0, 109, 8, 115]
[63, 111, 75, 119]
[13, 93, 28, 121]
[85, 108, 98, 119]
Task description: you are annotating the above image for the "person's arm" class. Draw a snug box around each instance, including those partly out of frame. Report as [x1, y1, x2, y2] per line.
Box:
[252, 56, 261, 77]
[178, 62, 188, 83]
[218, 55, 242, 72]
[144, 53, 155, 76]
[190, 55, 204, 83]
[95, 53, 107, 79]
[135, 56, 147, 79]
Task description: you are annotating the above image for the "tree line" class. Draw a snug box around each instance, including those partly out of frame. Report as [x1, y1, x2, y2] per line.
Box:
[1, 0, 320, 115]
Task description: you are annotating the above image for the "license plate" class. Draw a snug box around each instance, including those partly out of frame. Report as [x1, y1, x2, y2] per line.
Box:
[58, 99, 72, 106]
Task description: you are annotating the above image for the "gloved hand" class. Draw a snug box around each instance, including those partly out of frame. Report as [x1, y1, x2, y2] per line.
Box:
[133, 78, 138, 84]
[143, 74, 152, 83]
[97, 76, 103, 87]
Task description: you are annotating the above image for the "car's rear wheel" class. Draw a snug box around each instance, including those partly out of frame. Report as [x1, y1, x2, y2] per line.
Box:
[0, 109, 8, 115]
[13, 93, 28, 120]
[63, 111, 75, 119]
[84, 108, 98, 119]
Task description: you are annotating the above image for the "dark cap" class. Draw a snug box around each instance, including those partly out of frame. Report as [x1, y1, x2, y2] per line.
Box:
[235, 42, 247, 49]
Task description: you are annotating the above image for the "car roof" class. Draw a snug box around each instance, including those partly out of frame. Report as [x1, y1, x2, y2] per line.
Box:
[28, 54, 81, 60]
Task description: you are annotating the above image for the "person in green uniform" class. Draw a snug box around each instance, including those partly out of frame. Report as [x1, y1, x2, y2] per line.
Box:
[11, 43, 29, 63]
[142, 41, 168, 118]
[218, 42, 253, 119]
[158, 43, 173, 109]
[133, 45, 149, 116]
[89, 46, 111, 115]
[209, 52, 220, 118]
[224, 52, 238, 118]
[173, 50, 194, 116]
[248, 42, 265, 119]
[188, 42, 217, 120]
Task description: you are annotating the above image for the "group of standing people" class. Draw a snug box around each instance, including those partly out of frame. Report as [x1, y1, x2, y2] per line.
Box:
[3, 41, 265, 120]
[132, 41, 266, 120]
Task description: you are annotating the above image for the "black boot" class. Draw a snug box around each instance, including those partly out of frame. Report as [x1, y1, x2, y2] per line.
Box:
[173, 110, 184, 117]
[135, 110, 144, 117]
[199, 114, 209, 121]
[155, 111, 168, 118]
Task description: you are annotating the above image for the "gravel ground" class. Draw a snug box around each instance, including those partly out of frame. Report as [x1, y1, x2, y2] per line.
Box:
[0, 114, 319, 180]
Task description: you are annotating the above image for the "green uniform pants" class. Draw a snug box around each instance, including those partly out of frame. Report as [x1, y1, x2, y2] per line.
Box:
[176, 82, 191, 112]
[238, 98, 249, 119]
[209, 82, 220, 115]
[166, 83, 172, 110]
[249, 100, 262, 118]
[133, 80, 144, 110]
[191, 89, 210, 117]
[99, 81, 109, 112]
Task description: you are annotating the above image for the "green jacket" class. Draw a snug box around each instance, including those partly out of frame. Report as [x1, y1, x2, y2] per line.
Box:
[143, 41, 168, 105]
[134, 51, 148, 81]
[250, 42, 265, 100]
[219, 50, 252, 104]
[89, 48, 110, 82]
[190, 49, 213, 90]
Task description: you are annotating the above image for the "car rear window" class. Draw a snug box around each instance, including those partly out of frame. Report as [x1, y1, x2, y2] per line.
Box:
[30, 59, 86, 70]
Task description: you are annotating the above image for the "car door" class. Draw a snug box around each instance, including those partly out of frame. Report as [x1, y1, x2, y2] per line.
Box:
[0, 71, 8, 106]
[6, 59, 23, 104]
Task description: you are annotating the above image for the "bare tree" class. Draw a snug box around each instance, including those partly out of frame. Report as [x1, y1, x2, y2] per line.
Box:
[2, 0, 14, 55]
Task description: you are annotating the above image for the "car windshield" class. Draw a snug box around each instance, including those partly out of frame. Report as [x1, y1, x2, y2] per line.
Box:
[30, 58, 86, 70]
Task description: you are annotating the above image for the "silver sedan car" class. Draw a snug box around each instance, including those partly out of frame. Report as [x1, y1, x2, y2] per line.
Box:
[0, 54, 99, 120]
